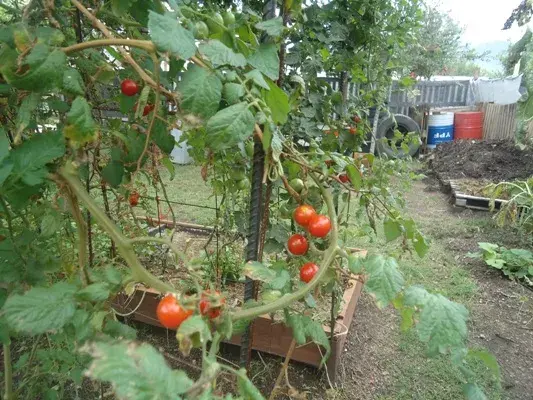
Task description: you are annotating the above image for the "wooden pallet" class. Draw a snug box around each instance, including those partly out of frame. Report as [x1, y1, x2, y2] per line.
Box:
[448, 180, 507, 211]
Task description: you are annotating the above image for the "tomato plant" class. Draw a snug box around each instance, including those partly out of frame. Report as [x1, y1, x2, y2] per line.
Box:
[0, 0, 497, 398]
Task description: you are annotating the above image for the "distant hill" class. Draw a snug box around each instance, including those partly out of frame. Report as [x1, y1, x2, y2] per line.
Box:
[472, 41, 511, 74]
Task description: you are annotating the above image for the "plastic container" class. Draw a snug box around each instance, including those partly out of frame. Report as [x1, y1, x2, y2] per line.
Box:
[170, 129, 192, 165]
[427, 113, 454, 149]
[454, 111, 484, 140]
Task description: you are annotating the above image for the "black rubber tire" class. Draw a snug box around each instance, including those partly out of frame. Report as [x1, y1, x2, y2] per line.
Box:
[375, 114, 421, 158]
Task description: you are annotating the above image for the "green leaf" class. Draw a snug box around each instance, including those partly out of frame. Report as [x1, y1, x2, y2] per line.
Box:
[152, 120, 176, 154]
[0, 129, 10, 163]
[243, 261, 276, 282]
[255, 17, 284, 36]
[16, 93, 40, 135]
[364, 255, 404, 308]
[199, 40, 246, 68]
[416, 293, 469, 355]
[285, 313, 306, 344]
[161, 156, 176, 180]
[148, 11, 196, 59]
[237, 368, 265, 400]
[101, 161, 124, 188]
[206, 102, 255, 150]
[77, 283, 111, 302]
[103, 320, 137, 340]
[270, 269, 291, 290]
[346, 164, 362, 191]
[463, 383, 487, 400]
[8, 131, 65, 186]
[63, 68, 85, 96]
[3, 282, 77, 335]
[404, 285, 430, 307]
[111, 0, 132, 16]
[383, 218, 402, 242]
[223, 83, 245, 105]
[413, 231, 429, 258]
[467, 349, 500, 378]
[178, 65, 222, 119]
[176, 315, 212, 356]
[264, 79, 288, 124]
[347, 254, 363, 274]
[304, 316, 331, 363]
[47, 99, 70, 113]
[40, 212, 62, 237]
[84, 341, 193, 398]
[247, 44, 279, 81]
[1, 44, 67, 92]
[245, 69, 270, 90]
[64, 97, 98, 145]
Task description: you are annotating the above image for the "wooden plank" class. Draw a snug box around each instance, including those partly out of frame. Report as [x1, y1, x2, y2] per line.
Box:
[482, 103, 517, 140]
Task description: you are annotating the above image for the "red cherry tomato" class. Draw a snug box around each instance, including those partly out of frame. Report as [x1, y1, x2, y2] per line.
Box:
[293, 204, 316, 227]
[129, 191, 139, 207]
[156, 294, 193, 329]
[199, 290, 225, 319]
[287, 234, 308, 256]
[307, 214, 331, 238]
[349, 126, 357, 134]
[300, 262, 319, 283]
[338, 174, 350, 183]
[143, 104, 154, 116]
[352, 115, 361, 123]
[121, 79, 139, 96]
[333, 130, 339, 137]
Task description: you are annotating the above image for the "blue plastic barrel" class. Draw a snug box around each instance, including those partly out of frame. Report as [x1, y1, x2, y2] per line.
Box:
[427, 113, 454, 149]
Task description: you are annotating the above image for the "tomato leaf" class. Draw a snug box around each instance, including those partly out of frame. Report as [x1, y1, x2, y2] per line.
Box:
[413, 231, 429, 258]
[3, 282, 77, 335]
[178, 65, 222, 119]
[347, 254, 363, 274]
[263, 79, 289, 124]
[383, 218, 402, 242]
[206, 102, 255, 150]
[463, 383, 487, 400]
[223, 83, 245, 105]
[255, 17, 284, 36]
[176, 315, 212, 356]
[101, 161, 124, 188]
[285, 313, 331, 363]
[237, 368, 266, 400]
[102, 320, 137, 340]
[160, 156, 176, 180]
[467, 349, 500, 378]
[247, 43, 279, 80]
[84, 341, 193, 398]
[364, 255, 404, 308]
[152, 120, 176, 154]
[77, 282, 111, 302]
[62, 68, 85, 96]
[1, 44, 67, 92]
[64, 97, 98, 145]
[243, 261, 276, 282]
[16, 92, 40, 136]
[346, 164, 362, 191]
[199, 40, 246, 68]
[148, 11, 196, 59]
[245, 69, 270, 90]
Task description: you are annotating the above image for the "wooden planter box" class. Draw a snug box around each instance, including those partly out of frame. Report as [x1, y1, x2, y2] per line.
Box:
[113, 274, 363, 381]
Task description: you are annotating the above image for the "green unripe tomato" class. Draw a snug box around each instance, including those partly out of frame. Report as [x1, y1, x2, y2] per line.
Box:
[289, 178, 304, 193]
[236, 178, 250, 190]
[229, 168, 246, 180]
[194, 21, 209, 39]
[222, 10, 235, 26]
[245, 140, 254, 158]
[180, 7, 194, 18]
[206, 12, 225, 34]
[262, 290, 282, 303]
[279, 204, 292, 220]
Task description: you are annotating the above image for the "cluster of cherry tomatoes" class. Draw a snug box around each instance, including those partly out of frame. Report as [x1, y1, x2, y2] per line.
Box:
[156, 290, 225, 329]
[120, 79, 154, 116]
[288, 204, 331, 284]
[129, 191, 139, 207]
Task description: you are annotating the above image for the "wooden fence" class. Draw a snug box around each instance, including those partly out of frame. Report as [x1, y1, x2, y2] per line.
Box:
[481, 103, 517, 140]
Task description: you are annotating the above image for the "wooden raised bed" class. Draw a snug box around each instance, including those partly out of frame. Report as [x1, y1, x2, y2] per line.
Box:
[113, 276, 362, 380]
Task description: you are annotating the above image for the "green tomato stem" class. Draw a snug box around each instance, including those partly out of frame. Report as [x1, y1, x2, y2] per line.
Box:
[59, 165, 176, 294]
[62, 38, 156, 54]
[3, 343, 13, 400]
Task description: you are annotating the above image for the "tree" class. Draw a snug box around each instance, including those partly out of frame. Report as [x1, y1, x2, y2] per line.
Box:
[504, 0, 533, 29]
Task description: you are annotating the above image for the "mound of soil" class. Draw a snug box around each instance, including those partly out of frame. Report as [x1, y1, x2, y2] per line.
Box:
[429, 140, 533, 182]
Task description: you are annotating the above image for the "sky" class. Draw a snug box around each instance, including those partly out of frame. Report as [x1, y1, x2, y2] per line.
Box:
[439, 0, 527, 45]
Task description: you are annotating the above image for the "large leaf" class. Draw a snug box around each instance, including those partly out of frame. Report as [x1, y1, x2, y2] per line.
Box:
[415, 293, 469, 355]
[63, 68, 85, 96]
[176, 315, 212, 356]
[148, 11, 196, 59]
[383, 218, 402, 242]
[364, 255, 404, 308]
[3, 282, 77, 335]
[64, 97, 98, 145]
[8, 131, 65, 186]
[77, 282, 111, 302]
[244, 69, 270, 90]
[205, 102, 255, 150]
[285, 313, 331, 362]
[463, 383, 487, 400]
[101, 161, 124, 188]
[255, 17, 284, 36]
[199, 40, 246, 68]
[152, 120, 176, 154]
[223, 83, 245, 105]
[84, 341, 193, 399]
[177, 65, 222, 119]
[243, 261, 276, 282]
[1, 44, 67, 91]
[247, 44, 279, 80]
[263, 79, 289, 124]
[16, 92, 40, 135]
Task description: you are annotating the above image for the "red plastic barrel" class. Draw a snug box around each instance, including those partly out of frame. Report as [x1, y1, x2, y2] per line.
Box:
[454, 111, 484, 140]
